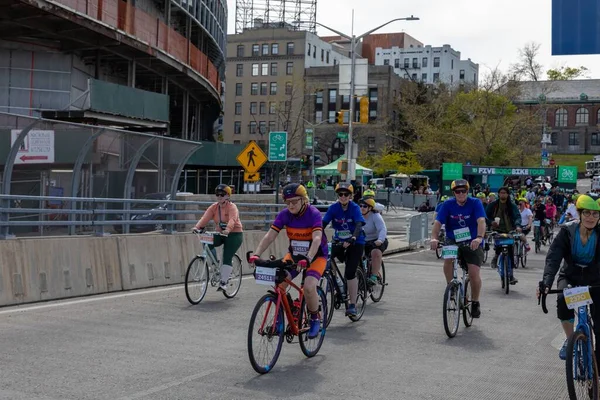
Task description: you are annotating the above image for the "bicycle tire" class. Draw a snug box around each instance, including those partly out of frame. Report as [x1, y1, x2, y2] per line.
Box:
[436, 245, 442, 259]
[521, 246, 528, 268]
[185, 256, 209, 305]
[462, 277, 473, 327]
[565, 330, 599, 400]
[320, 272, 335, 328]
[503, 255, 510, 295]
[443, 282, 460, 338]
[247, 293, 285, 374]
[370, 261, 386, 303]
[348, 267, 367, 322]
[298, 287, 327, 357]
[483, 247, 489, 263]
[534, 228, 541, 253]
[222, 254, 243, 299]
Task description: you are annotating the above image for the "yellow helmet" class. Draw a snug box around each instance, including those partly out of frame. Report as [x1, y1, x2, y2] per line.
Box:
[363, 189, 376, 198]
[359, 198, 376, 208]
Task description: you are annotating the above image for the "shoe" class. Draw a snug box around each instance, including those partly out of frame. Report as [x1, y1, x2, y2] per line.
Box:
[525, 244, 531, 252]
[559, 339, 568, 360]
[345, 304, 358, 317]
[491, 256, 498, 269]
[217, 281, 228, 291]
[308, 318, 320, 339]
[367, 274, 378, 286]
[471, 301, 481, 318]
[509, 276, 518, 285]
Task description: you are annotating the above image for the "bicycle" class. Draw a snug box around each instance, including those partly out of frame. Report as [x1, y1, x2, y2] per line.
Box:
[435, 227, 446, 259]
[440, 242, 474, 338]
[533, 220, 542, 253]
[362, 245, 387, 303]
[513, 232, 527, 269]
[320, 242, 368, 328]
[539, 283, 599, 400]
[491, 231, 520, 295]
[247, 253, 327, 374]
[184, 231, 243, 305]
[482, 230, 493, 264]
[545, 218, 555, 245]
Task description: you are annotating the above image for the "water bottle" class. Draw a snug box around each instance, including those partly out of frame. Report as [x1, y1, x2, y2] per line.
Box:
[335, 273, 346, 298]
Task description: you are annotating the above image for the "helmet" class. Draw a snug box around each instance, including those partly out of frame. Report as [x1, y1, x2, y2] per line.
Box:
[576, 194, 600, 211]
[517, 197, 528, 204]
[572, 193, 581, 201]
[440, 195, 449, 201]
[596, 198, 600, 206]
[335, 182, 354, 194]
[450, 179, 469, 191]
[215, 184, 232, 196]
[476, 192, 486, 198]
[282, 183, 308, 200]
[363, 189, 376, 198]
[488, 192, 497, 197]
[359, 198, 376, 208]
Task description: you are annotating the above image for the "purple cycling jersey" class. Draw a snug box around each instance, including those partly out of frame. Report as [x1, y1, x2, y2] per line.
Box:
[271, 204, 328, 258]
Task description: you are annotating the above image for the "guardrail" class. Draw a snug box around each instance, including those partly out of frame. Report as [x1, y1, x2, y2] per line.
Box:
[406, 212, 434, 247]
[313, 189, 439, 210]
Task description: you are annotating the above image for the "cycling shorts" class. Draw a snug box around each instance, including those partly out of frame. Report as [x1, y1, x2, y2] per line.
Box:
[283, 253, 327, 280]
[365, 239, 389, 255]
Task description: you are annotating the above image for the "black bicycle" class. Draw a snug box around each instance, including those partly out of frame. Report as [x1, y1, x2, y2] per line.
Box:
[362, 248, 387, 303]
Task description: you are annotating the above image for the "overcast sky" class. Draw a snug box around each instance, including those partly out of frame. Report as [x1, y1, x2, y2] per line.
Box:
[225, 0, 600, 79]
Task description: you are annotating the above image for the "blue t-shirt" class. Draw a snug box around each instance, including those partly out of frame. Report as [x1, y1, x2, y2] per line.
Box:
[323, 201, 366, 244]
[572, 228, 597, 266]
[435, 202, 444, 213]
[436, 197, 486, 243]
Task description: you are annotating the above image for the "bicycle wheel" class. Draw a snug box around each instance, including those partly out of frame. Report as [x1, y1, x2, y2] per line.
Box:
[521, 244, 528, 268]
[247, 293, 285, 374]
[513, 244, 520, 269]
[548, 230, 554, 245]
[503, 255, 510, 295]
[320, 272, 335, 328]
[348, 267, 367, 322]
[298, 287, 327, 357]
[483, 246, 489, 264]
[566, 330, 599, 400]
[370, 261, 386, 303]
[462, 277, 473, 327]
[436, 245, 442, 259]
[534, 228, 541, 253]
[223, 254, 243, 299]
[443, 282, 460, 338]
[185, 256, 210, 305]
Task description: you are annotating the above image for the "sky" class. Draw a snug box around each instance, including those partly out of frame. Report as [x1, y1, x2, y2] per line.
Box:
[225, 0, 600, 79]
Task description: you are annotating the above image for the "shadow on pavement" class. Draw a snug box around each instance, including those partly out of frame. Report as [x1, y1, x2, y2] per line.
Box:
[180, 298, 237, 313]
[324, 319, 367, 345]
[440, 326, 498, 352]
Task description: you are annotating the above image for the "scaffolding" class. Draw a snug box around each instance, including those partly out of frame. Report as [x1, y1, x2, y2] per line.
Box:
[235, 0, 317, 34]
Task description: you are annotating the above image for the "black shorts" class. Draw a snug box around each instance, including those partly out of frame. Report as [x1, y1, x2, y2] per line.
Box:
[365, 239, 389, 255]
[445, 239, 483, 266]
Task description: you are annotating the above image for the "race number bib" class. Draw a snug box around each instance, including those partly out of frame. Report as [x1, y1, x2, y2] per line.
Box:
[254, 267, 276, 286]
[337, 230, 352, 240]
[533, 220, 541, 227]
[291, 240, 310, 256]
[564, 286, 593, 310]
[453, 227, 471, 243]
[442, 245, 458, 259]
[198, 233, 214, 244]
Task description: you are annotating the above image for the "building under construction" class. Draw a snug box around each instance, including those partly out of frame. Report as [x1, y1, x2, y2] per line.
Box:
[235, 0, 317, 34]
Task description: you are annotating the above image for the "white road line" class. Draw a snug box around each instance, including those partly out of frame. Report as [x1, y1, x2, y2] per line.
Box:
[116, 369, 219, 400]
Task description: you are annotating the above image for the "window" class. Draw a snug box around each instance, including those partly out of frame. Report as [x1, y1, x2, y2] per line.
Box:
[433, 57, 440, 67]
[368, 137, 376, 149]
[233, 140, 241, 144]
[412, 73, 417, 80]
[551, 132, 558, 145]
[270, 82, 277, 95]
[260, 82, 268, 95]
[270, 62, 278, 76]
[569, 132, 579, 145]
[237, 45, 244, 57]
[334, 59, 337, 66]
[422, 73, 428, 81]
[329, 89, 337, 105]
[284, 101, 291, 113]
[404, 58, 409, 68]
[259, 102, 266, 114]
[234, 121, 241, 134]
[576, 107, 589, 125]
[459, 69, 465, 80]
[422, 57, 428, 67]
[313, 45, 316, 58]
[250, 102, 257, 115]
[259, 121, 267, 135]
[262, 43, 269, 55]
[252, 44, 259, 56]
[321, 49, 324, 61]
[326, 51, 330, 63]
[593, 132, 600, 146]
[235, 102, 242, 115]
[315, 110, 323, 123]
[307, 44, 311, 56]
[383, 59, 390, 66]
[287, 42, 294, 55]
[269, 102, 276, 114]
[236, 83, 243, 96]
[433, 73, 440, 82]
[285, 82, 293, 95]
[555, 108, 567, 127]
[328, 110, 336, 123]
[249, 122, 257, 135]
[286, 62, 293, 75]
[369, 88, 378, 120]
[271, 43, 279, 55]
[316, 91, 323, 104]
[236, 64, 243, 77]
[394, 59, 400, 68]
[252, 63, 259, 76]
[412, 58, 418, 68]
[269, 121, 276, 132]
[451, 59, 454, 69]
[261, 63, 269, 76]
[251, 83, 258, 95]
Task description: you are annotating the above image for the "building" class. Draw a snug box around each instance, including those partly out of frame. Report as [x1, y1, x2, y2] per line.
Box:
[321, 32, 423, 64]
[223, 23, 350, 154]
[374, 44, 479, 87]
[515, 80, 600, 155]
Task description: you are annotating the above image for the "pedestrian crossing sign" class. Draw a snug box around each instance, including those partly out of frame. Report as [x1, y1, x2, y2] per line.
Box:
[236, 141, 267, 173]
[244, 172, 260, 182]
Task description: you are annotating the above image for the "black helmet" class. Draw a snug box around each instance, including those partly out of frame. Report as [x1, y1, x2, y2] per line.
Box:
[450, 179, 469, 191]
[282, 183, 308, 200]
[215, 184, 232, 196]
[335, 182, 354, 194]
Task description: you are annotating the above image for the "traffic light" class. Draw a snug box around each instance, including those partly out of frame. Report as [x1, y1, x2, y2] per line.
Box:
[336, 110, 345, 125]
[359, 96, 369, 124]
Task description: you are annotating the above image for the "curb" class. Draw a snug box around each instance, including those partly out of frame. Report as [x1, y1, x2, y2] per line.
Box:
[383, 245, 414, 256]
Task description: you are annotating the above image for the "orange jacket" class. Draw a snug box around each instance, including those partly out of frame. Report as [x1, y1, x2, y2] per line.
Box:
[194, 202, 243, 233]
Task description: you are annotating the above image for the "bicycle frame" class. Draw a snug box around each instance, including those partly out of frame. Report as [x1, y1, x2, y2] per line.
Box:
[575, 304, 596, 380]
[450, 250, 468, 304]
[260, 273, 306, 337]
[327, 257, 348, 301]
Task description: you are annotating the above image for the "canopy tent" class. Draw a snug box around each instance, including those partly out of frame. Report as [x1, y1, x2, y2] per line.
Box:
[315, 157, 373, 176]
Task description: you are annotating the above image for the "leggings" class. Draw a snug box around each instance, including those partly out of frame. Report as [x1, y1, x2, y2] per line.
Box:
[209, 232, 243, 265]
[331, 243, 365, 280]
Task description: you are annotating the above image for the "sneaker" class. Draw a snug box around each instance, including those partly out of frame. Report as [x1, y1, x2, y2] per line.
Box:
[471, 301, 481, 318]
[559, 339, 568, 360]
[217, 281, 228, 291]
[509, 276, 518, 285]
[308, 318, 320, 339]
[345, 304, 358, 317]
[367, 274, 378, 286]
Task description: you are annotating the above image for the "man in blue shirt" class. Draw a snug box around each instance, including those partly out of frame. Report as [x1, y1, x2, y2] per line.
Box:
[430, 179, 487, 318]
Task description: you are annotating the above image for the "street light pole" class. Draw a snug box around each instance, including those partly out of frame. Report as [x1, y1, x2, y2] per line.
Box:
[303, 118, 328, 198]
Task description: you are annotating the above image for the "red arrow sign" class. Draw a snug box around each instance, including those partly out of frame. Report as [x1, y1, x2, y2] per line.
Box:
[20, 155, 48, 162]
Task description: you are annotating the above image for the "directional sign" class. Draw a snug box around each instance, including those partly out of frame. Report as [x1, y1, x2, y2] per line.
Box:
[11, 130, 55, 164]
[268, 131, 287, 162]
[244, 171, 260, 182]
[236, 141, 267, 173]
[337, 132, 348, 139]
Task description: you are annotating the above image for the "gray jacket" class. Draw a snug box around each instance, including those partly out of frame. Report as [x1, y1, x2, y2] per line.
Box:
[363, 212, 387, 242]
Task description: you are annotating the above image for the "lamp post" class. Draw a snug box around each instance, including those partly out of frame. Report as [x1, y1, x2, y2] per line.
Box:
[296, 14, 419, 183]
[303, 118, 329, 198]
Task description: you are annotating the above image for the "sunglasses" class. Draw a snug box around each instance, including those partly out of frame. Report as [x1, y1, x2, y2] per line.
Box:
[360, 204, 370, 208]
[453, 189, 467, 194]
[285, 198, 302, 206]
[216, 193, 227, 197]
[338, 192, 351, 198]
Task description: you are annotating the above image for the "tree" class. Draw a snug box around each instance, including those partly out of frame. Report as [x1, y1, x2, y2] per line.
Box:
[358, 147, 423, 176]
[547, 66, 589, 80]
[510, 42, 544, 81]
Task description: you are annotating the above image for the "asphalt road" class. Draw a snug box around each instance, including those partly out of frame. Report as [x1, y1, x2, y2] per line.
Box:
[0, 242, 571, 399]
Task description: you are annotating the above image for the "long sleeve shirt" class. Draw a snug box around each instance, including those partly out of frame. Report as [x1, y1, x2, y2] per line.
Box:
[363, 212, 387, 242]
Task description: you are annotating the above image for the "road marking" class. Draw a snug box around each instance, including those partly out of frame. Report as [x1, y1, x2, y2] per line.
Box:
[384, 249, 427, 259]
[116, 369, 219, 400]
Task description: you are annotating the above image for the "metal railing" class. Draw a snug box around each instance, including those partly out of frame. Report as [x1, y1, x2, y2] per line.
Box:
[406, 212, 434, 247]
[313, 189, 439, 210]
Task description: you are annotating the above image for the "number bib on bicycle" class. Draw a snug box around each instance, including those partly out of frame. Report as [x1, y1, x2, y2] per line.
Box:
[564, 286, 593, 310]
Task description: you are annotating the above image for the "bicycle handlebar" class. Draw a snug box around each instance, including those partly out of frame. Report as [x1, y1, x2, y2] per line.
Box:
[192, 229, 228, 237]
[537, 282, 600, 314]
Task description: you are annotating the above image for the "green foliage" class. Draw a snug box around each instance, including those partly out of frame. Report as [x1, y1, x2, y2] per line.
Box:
[359, 147, 422, 176]
[547, 66, 589, 80]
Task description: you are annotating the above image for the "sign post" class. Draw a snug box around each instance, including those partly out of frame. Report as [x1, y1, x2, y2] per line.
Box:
[305, 129, 313, 150]
[269, 132, 288, 203]
[236, 141, 267, 194]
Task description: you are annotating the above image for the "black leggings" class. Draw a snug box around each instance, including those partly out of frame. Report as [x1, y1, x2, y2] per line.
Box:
[331, 243, 365, 280]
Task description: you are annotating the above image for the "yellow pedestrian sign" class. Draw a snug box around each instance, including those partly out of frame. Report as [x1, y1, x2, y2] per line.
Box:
[244, 172, 260, 182]
[236, 141, 267, 173]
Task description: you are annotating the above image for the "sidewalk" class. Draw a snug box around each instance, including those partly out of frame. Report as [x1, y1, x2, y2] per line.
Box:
[382, 234, 412, 255]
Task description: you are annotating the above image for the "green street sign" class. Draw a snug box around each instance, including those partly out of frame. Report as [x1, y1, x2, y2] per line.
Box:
[337, 132, 348, 139]
[557, 166, 578, 183]
[442, 163, 463, 180]
[305, 129, 313, 150]
[268, 131, 288, 162]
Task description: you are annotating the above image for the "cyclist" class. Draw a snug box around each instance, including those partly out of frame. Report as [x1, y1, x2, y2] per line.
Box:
[323, 182, 365, 317]
[359, 197, 387, 285]
[193, 184, 243, 291]
[249, 183, 328, 339]
[531, 196, 548, 244]
[488, 192, 497, 204]
[545, 197, 557, 239]
[538, 195, 600, 361]
[430, 179, 486, 318]
[565, 194, 580, 222]
[486, 186, 522, 284]
[517, 198, 532, 252]
[476, 192, 487, 205]
[362, 189, 385, 212]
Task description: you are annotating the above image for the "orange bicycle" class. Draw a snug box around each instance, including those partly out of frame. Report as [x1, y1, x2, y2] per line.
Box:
[246, 253, 328, 374]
